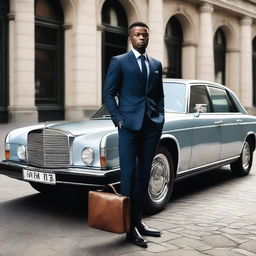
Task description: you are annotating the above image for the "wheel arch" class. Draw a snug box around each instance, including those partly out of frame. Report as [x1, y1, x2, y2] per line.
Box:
[158, 134, 180, 177]
[246, 132, 256, 152]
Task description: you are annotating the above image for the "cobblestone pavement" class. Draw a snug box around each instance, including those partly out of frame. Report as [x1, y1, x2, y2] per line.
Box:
[1, 122, 256, 256]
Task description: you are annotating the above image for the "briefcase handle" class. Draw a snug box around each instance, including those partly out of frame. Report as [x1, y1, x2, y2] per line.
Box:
[106, 184, 119, 195]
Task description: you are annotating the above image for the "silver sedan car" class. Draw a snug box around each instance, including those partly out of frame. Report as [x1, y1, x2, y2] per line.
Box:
[1, 79, 256, 213]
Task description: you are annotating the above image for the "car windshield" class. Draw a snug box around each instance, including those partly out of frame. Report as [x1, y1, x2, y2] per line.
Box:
[163, 82, 187, 113]
[91, 82, 187, 119]
[91, 104, 110, 119]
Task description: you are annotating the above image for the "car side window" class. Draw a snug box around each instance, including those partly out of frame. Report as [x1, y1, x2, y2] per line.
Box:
[189, 85, 211, 113]
[208, 87, 236, 112]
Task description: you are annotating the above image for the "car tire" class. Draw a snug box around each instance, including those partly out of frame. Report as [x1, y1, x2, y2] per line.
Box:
[29, 182, 59, 193]
[230, 139, 253, 176]
[144, 146, 175, 214]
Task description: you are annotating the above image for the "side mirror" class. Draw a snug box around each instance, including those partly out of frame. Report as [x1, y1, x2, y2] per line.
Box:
[194, 104, 208, 117]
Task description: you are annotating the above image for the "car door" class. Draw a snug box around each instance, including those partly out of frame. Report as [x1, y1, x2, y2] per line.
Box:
[188, 85, 222, 169]
[207, 86, 244, 160]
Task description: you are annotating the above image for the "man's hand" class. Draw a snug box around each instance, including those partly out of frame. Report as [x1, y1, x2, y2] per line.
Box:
[118, 121, 124, 129]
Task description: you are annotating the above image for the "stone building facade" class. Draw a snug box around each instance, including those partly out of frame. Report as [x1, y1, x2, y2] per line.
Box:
[0, 0, 256, 123]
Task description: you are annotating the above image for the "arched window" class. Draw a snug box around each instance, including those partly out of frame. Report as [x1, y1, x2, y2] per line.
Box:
[214, 28, 226, 85]
[101, 0, 128, 98]
[0, 0, 9, 123]
[253, 37, 256, 106]
[164, 17, 183, 78]
[35, 0, 64, 121]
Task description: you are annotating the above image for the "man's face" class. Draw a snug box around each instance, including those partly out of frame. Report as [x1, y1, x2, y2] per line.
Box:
[129, 26, 149, 53]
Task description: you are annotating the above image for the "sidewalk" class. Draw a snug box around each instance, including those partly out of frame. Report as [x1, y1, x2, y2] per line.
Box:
[1, 121, 256, 255]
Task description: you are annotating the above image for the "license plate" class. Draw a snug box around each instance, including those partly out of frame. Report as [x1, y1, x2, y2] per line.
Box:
[23, 169, 56, 185]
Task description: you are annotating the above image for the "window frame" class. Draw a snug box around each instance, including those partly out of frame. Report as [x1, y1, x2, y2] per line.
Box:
[164, 16, 183, 78]
[214, 28, 226, 85]
[101, 0, 128, 103]
[207, 86, 238, 113]
[188, 84, 239, 114]
[35, 0, 64, 121]
[188, 84, 213, 113]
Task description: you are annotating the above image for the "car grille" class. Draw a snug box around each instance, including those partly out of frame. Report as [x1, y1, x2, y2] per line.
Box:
[27, 129, 70, 167]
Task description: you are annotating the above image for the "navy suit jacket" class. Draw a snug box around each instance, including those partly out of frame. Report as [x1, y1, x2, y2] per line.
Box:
[103, 51, 164, 131]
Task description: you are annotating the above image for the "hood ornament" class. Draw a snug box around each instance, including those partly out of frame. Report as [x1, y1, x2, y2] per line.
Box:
[43, 121, 50, 129]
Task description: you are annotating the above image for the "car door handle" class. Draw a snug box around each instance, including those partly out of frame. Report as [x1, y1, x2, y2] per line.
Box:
[236, 119, 242, 123]
[214, 120, 223, 125]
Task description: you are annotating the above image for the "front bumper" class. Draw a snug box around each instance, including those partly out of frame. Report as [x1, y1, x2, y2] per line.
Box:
[0, 160, 120, 188]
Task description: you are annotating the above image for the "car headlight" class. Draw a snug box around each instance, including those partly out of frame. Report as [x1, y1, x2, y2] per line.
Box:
[81, 147, 94, 165]
[17, 145, 26, 161]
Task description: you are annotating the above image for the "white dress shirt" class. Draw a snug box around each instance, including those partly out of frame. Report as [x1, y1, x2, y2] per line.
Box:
[131, 47, 150, 77]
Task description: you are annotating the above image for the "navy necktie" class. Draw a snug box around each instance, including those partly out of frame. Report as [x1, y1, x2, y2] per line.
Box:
[140, 55, 148, 88]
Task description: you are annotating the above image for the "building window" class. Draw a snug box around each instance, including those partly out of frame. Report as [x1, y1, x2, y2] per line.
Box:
[0, 0, 9, 123]
[253, 37, 256, 106]
[35, 0, 64, 122]
[101, 0, 128, 99]
[214, 28, 226, 85]
[164, 17, 183, 78]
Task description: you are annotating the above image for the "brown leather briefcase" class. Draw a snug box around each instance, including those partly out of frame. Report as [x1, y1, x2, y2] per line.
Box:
[88, 184, 131, 233]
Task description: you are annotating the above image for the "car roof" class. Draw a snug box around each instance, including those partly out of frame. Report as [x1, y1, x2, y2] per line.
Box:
[163, 78, 227, 90]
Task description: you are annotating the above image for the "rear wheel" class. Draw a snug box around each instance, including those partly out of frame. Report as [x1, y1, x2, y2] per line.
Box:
[144, 146, 175, 214]
[230, 139, 253, 176]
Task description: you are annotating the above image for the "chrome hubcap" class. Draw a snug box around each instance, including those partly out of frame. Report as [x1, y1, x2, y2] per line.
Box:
[148, 153, 170, 203]
[242, 141, 251, 169]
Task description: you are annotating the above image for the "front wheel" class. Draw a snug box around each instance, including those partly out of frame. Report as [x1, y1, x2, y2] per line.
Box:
[230, 139, 253, 176]
[144, 146, 175, 214]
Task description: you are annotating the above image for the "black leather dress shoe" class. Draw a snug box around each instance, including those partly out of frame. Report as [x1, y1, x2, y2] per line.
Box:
[126, 227, 148, 248]
[137, 221, 161, 237]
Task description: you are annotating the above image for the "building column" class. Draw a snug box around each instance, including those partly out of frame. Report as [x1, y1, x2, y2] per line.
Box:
[65, 0, 98, 121]
[147, 0, 164, 63]
[196, 3, 214, 81]
[226, 48, 240, 97]
[9, 0, 37, 123]
[182, 42, 197, 79]
[240, 17, 253, 108]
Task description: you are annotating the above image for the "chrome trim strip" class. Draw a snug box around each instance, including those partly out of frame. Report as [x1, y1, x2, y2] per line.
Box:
[56, 181, 105, 187]
[177, 155, 240, 175]
[163, 125, 214, 133]
[240, 122, 256, 125]
[0, 161, 119, 177]
[44, 127, 75, 137]
[56, 181, 121, 187]
[60, 168, 119, 177]
[163, 121, 256, 134]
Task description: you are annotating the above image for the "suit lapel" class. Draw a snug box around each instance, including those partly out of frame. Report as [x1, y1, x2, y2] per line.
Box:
[147, 57, 155, 93]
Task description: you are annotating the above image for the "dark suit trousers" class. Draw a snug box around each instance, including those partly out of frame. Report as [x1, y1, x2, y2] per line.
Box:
[118, 115, 162, 227]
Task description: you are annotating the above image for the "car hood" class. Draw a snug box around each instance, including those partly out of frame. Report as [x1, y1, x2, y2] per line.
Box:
[49, 113, 187, 136]
[49, 119, 116, 136]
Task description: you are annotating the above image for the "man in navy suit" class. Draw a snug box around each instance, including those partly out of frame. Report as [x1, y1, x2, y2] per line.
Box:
[104, 22, 164, 248]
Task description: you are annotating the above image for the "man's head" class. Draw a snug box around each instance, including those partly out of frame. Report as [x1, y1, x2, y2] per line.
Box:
[128, 22, 149, 54]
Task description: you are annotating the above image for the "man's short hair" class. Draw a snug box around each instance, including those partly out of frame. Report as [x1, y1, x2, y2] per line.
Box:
[129, 22, 149, 31]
